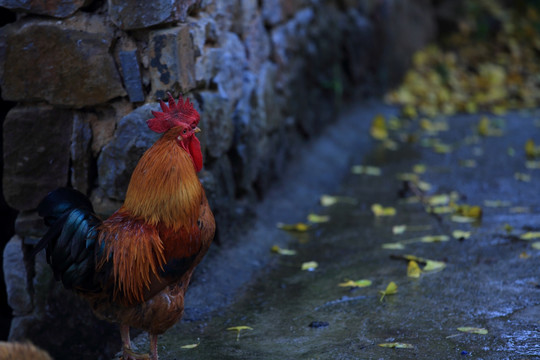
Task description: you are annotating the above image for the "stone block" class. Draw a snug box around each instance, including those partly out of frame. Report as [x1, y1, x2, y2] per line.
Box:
[3, 236, 32, 317]
[97, 103, 161, 201]
[243, 14, 271, 73]
[109, 0, 201, 29]
[0, 16, 126, 107]
[15, 211, 47, 239]
[0, 0, 88, 18]
[71, 112, 93, 195]
[3, 106, 73, 211]
[197, 91, 234, 159]
[119, 50, 145, 103]
[149, 26, 197, 100]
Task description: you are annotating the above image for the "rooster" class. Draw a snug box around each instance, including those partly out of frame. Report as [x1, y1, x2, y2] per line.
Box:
[33, 94, 215, 360]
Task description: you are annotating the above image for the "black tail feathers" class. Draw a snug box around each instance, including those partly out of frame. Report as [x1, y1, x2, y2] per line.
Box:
[34, 188, 102, 292]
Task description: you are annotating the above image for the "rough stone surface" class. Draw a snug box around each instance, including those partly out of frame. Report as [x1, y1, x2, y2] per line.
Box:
[119, 50, 145, 103]
[0, 0, 88, 18]
[149, 26, 197, 100]
[109, 0, 200, 29]
[14, 211, 47, 239]
[97, 103, 161, 201]
[3, 106, 73, 210]
[3, 236, 32, 317]
[197, 91, 234, 159]
[71, 112, 93, 195]
[0, 17, 126, 107]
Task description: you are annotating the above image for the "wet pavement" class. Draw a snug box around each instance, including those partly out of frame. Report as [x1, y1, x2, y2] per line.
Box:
[130, 102, 540, 359]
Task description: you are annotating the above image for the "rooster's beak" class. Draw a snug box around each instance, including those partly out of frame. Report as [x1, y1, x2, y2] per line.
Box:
[194, 127, 201, 133]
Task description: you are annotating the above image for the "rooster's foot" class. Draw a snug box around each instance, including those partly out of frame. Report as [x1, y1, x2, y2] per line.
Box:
[122, 346, 150, 360]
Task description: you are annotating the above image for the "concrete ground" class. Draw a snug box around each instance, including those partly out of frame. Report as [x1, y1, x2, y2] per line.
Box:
[129, 101, 540, 359]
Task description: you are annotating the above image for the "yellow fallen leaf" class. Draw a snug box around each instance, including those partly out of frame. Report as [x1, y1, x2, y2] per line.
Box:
[531, 242, 540, 250]
[484, 200, 511, 207]
[379, 281, 398, 302]
[457, 327, 488, 335]
[407, 260, 422, 278]
[525, 160, 540, 169]
[451, 215, 477, 223]
[181, 343, 199, 349]
[277, 222, 310, 232]
[423, 259, 446, 272]
[320, 195, 357, 206]
[383, 139, 399, 151]
[520, 232, 540, 240]
[382, 242, 406, 250]
[503, 223, 514, 233]
[338, 279, 372, 288]
[509, 206, 530, 213]
[351, 165, 382, 176]
[525, 138, 539, 158]
[428, 194, 450, 206]
[430, 205, 454, 214]
[396, 172, 419, 182]
[402, 104, 418, 118]
[301, 261, 318, 271]
[392, 225, 407, 235]
[227, 326, 253, 341]
[417, 180, 432, 192]
[452, 230, 471, 239]
[520, 252, 531, 259]
[455, 204, 483, 219]
[378, 342, 414, 349]
[478, 116, 490, 136]
[271, 245, 297, 256]
[370, 114, 388, 140]
[433, 142, 452, 154]
[307, 213, 330, 223]
[371, 204, 396, 217]
[413, 164, 426, 174]
[514, 172, 531, 182]
[420, 235, 450, 243]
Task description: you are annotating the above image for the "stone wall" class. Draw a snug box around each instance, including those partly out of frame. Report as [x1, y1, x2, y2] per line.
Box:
[0, 0, 439, 358]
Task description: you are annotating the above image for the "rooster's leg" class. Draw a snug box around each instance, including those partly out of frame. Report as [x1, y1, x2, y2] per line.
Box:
[121, 324, 150, 360]
[149, 334, 159, 360]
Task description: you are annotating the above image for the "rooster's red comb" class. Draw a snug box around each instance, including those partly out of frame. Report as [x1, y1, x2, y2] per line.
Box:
[147, 93, 200, 133]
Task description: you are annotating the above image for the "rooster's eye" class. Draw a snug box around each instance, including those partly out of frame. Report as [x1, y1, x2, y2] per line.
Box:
[183, 129, 187, 134]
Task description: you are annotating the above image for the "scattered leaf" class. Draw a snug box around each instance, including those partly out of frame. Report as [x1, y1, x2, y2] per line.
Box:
[351, 165, 382, 176]
[514, 172, 531, 182]
[531, 242, 540, 250]
[301, 261, 318, 271]
[525, 139, 540, 159]
[433, 142, 453, 154]
[452, 230, 471, 239]
[392, 225, 407, 235]
[525, 160, 540, 169]
[504, 223, 514, 233]
[370, 114, 388, 140]
[428, 194, 450, 206]
[379, 281, 398, 302]
[457, 327, 488, 335]
[320, 195, 357, 206]
[407, 260, 422, 278]
[181, 343, 199, 349]
[378, 342, 414, 349]
[227, 326, 253, 341]
[454, 204, 483, 219]
[338, 279, 372, 288]
[413, 164, 427, 174]
[430, 206, 454, 214]
[520, 252, 531, 259]
[451, 215, 477, 223]
[420, 235, 450, 243]
[382, 242, 406, 250]
[484, 200, 511, 207]
[509, 206, 530, 213]
[277, 222, 310, 232]
[307, 213, 330, 223]
[371, 204, 397, 217]
[271, 245, 297, 256]
[423, 259, 446, 272]
[520, 232, 540, 240]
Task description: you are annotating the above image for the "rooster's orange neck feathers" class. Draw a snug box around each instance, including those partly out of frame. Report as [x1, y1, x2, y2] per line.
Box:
[123, 132, 202, 231]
